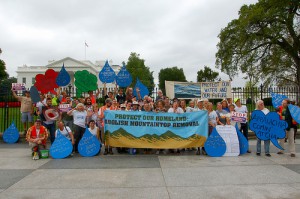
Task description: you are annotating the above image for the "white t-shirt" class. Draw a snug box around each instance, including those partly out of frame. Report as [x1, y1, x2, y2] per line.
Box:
[88, 127, 99, 137]
[260, 108, 270, 115]
[235, 105, 248, 113]
[55, 126, 72, 140]
[186, 107, 195, 112]
[168, 107, 184, 113]
[208, 111, 218, 126]
[71, 110, 87, 128]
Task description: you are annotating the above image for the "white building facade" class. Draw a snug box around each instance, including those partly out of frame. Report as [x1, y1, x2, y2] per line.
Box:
[16, 57, 121, 96]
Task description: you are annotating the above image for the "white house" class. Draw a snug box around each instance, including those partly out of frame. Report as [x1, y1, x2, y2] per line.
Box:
[16, 57, 121, 96]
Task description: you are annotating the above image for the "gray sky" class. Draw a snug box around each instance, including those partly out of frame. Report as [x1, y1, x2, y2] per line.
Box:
[0, 0, 258, 87]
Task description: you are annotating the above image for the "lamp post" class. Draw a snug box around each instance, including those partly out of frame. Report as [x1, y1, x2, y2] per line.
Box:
[68, 84, 72, 96]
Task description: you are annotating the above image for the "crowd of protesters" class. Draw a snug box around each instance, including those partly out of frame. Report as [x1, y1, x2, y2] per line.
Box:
[11, 85, 299, 159]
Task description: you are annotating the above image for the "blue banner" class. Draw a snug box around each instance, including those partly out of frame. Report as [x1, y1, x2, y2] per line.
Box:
[104, 111, 208, 148]
[271, 92, 288, 108]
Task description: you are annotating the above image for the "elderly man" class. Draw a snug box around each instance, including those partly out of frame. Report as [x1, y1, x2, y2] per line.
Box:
[26, 119, 48, 160]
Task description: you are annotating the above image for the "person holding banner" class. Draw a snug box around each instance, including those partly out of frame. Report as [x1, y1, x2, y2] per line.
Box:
[234, 98, 250, 153]
[195, 99, 206, 111]
[255, 100, 271, 157]
[277, 99, 296, 157]
[11, 89, 34, 135]
[88, 120, 101, 141]
[67, 103, 87, 153]
[59, 96, 74, 131]
[186, 100, 195, 112]
[179, 100, 187, 112]
[55, 121, 75, 145]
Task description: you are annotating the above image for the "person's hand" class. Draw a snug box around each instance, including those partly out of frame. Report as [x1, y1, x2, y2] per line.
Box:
[37, 140, 42, 144]
[72, 140, 75, 145]
[136, 87, 140, 92]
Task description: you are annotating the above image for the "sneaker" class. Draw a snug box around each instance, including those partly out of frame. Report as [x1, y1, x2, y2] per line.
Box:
[291, 154, 296, 157]
[277, 151, 284, 155]
[256, 152, 261, 156]
[265, 154, 271, 157]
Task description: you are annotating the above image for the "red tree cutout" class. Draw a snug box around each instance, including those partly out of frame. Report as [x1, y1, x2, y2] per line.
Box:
[34, 69, 59, 94]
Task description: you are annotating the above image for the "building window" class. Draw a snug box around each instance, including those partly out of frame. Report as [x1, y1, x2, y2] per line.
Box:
[22, 77, 26, 84]
[32, 77, 35, 84]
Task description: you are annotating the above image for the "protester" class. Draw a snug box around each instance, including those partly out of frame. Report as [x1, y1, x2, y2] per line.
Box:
[59, 96, 74, 131]
[116, 88, 126, 104]
[290, 100, 298, 141]
[203, 98, 209, 110]
[98, 98, 114, 155]
[39, 97, 57, 144]
[207, 102, 218, 134]
[88, 120, 101, 141]
[88, 89, 100, 104]
[11, 89, 34, 135]
[164, 97, 171, 112]
[125, 87, 135, 101]
[84, 97, 93, 111]
[216, 102, 230, 125]
[156, 90, 164, 101]
[67, 103, 87, 153]
[179, 99, 187, 112]
[234, 98, 250, 153]
[277, 99, 296, 157]
[131, 101, 140, 111]
[221, 99, 230, 113]
[86, 103, 100, 127]
[26, 119, 48, 160]
[255, 100, 271, 157]
[155, 100, 166, 113]
[186, 100, 195, 112]
[56, 88, 68, 104]
[195, 99, 205, 111]
[55, 121, 75, 145]
[168, 100, 184, 114]
[103, 83, 117, 100]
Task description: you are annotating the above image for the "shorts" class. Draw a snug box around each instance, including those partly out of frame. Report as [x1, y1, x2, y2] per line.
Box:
[21, 112, 33, 123]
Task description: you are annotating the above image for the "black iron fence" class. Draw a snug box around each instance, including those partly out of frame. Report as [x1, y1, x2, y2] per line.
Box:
[0, 85, 299, 133]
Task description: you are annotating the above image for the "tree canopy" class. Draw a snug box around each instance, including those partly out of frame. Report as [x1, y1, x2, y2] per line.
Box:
[0, 48, 9, 81]
[197, 66, 219, 82]
[216, 0, 300, 87]
[158, 66, 187, 95]
[126, 52, 154, 95]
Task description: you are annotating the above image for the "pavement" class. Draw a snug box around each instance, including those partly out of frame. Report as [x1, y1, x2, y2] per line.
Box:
[0, 140, 299, 199]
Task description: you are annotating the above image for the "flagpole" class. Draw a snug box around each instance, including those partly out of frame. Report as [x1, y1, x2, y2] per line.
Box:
[85, 40, 86, 60]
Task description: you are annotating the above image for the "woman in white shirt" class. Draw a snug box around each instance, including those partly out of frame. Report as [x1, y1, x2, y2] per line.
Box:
[67, 103, 87, 153]
[55, 121, 75, 145]
[88, 120, 101, 142]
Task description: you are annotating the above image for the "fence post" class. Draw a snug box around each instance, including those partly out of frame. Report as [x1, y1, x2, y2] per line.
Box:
[260, 84, 263, 100]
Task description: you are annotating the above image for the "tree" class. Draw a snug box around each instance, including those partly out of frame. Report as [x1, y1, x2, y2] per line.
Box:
[0, 48, 9, 81]
[216, 0, 300, 87]
[0, 77, 17, 94]
[126, 52, 154, 95]
[197, 66, 219, 82]
[158, 66, 187, 95]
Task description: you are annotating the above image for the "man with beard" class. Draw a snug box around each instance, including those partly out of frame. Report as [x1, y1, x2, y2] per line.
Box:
[99, 98, 115, 155]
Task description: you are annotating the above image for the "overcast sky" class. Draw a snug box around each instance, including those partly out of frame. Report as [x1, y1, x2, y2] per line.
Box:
[0, 0, 258, 87]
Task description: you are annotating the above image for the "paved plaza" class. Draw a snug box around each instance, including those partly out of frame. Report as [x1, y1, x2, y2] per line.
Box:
[0, 140, 299, 199]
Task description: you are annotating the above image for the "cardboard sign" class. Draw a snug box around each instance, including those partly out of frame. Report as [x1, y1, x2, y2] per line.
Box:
[133, 78, 149, 99]
[288, 104, 300, 124]
[271, 92, 288, 108]
[12, 83, 26, 91]
[56, 64, 71, 86]
[50, 130, 73, 159]
[116, 63, 132, 87]
[249, 110, 287, 150]
[3, 121, 19, 144]
[99, 60, 116, 83]
[204, 127, 226, 157]
[231, 112, 247, 123]
[30, 86, 41, 104]
[59, 104, 71, 112]
[74, 70, 98, 98]
[216, 125, 240, 156]
[78, 129, 101, 157]
[235, 123, 248, 155]
[34, 69, 59, 94]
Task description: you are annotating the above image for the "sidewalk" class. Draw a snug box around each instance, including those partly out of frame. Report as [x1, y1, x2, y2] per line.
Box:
[0, 140, 299, 199]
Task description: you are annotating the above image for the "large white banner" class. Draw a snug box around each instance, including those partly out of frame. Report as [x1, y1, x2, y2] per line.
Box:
[165, 81, 232, 99]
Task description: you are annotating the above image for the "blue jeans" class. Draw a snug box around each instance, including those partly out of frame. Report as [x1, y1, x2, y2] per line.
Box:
[43, 122, 56, 144]
[256, 139, 270, 154]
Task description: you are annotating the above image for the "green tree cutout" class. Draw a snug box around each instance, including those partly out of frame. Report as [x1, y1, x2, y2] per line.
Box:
[126, 52, 154, 95]
[158, 66, 187, 95]
[215, 0, 300, 87]
[197, 66, 219, 82]
[0, 48, 9, 81]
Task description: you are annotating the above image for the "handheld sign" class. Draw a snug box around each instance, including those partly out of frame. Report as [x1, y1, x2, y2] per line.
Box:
[271, 92, 288, 108]
[216, 125, 240, 156]
[231, 112, 247, 123]
[59, 104, 71, 112]
[99, 60, 116, 83]
[288, 104, 300, 124]
[74, 70, 98, 98]
[133, 78, 149, 99]
[116, 63, 132, 87]
[30, 86, 41, 103]
[34, 69, 59, 94]
[56, 63, 71, 86]
[78, 129, 101, 157]
[250, 110, 287, 150]
[235, 123, 248, 155]
[12, 83, 26, 91]
[50, 130, 73, 159]
[204, 127, 226, 157]
[3, 121, 19, 144]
